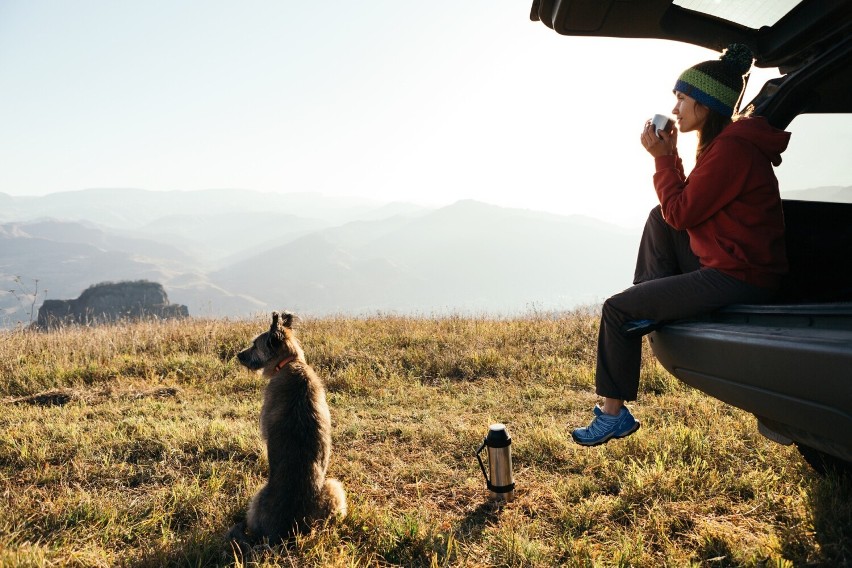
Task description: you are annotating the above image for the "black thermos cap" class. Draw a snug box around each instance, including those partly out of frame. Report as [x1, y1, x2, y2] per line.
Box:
[485, 423, 512, 448]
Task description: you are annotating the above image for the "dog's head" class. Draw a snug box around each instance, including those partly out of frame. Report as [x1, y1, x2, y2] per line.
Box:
[237, 311, 305, 374]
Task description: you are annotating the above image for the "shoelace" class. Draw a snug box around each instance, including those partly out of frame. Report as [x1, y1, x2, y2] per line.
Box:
[584, 412, 621, 435]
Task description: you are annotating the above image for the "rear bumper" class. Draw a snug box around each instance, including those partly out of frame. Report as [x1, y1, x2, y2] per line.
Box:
[649, 303, 852, 462]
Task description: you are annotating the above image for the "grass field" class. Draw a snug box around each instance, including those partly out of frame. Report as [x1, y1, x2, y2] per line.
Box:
[1, 314, 850, 567]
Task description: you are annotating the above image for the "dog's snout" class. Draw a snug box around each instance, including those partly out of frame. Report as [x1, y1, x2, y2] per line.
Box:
[237, 350, 249, 365]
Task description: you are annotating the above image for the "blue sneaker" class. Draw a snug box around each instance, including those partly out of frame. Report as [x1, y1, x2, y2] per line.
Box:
[572, 406, 640, 446]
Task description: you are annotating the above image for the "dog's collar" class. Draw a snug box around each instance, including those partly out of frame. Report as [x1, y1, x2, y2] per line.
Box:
[274, 355, 297, 373]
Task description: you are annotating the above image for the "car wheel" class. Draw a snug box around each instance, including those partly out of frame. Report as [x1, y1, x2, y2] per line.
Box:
[796, 443, 852, 477]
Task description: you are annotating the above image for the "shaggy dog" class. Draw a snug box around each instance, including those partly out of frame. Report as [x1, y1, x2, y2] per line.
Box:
[228, 311, 346, 546]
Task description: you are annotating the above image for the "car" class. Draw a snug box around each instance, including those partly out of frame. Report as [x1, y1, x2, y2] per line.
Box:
[530, 0, 852, 473]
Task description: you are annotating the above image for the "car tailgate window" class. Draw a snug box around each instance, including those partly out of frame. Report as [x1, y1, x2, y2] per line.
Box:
[673, 0, 803, 29]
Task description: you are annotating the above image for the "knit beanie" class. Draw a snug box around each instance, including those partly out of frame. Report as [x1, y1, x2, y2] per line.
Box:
[673, 44, 753, 118]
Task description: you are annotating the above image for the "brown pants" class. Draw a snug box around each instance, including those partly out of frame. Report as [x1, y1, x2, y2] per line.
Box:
[595, 206, 775, 401]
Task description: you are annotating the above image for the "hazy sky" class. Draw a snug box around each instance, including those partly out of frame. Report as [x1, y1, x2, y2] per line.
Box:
[1, 1, 846, 226]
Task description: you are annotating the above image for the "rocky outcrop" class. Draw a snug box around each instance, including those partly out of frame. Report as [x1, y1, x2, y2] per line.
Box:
[36, 281, 188, 330]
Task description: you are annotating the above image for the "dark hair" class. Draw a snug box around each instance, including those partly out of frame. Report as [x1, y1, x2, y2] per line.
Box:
[697, 107, 732, 158]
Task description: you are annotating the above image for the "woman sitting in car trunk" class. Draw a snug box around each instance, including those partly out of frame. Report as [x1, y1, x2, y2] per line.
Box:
[572, 44, 790, 446]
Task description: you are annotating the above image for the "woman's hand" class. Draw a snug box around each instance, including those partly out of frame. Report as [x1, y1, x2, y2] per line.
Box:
[641, 121, 677, 157]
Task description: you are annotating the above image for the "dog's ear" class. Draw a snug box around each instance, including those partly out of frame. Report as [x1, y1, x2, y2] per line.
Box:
[279, 311, 295, 329]
[267, 312, 284, 347]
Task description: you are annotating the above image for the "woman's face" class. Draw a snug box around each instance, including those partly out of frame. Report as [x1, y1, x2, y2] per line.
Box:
[672, 92, 709, 133]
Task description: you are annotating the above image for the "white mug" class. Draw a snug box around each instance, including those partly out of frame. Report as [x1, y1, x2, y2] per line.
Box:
[652, 114, 674, 138]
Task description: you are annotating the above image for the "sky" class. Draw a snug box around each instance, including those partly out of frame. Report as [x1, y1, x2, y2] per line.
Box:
[0, 0, 847, 227]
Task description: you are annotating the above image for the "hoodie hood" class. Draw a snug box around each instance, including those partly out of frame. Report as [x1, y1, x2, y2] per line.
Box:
[718, 116, 791, 167]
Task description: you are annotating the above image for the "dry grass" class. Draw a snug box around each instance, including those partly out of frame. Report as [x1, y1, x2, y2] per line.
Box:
[1, 314, 849, 567]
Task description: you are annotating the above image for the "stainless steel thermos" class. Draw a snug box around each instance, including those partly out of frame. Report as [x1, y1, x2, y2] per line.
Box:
[475, 423, 515, 501]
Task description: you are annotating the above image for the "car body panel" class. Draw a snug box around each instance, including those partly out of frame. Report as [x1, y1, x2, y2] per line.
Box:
[649, 305, 852, 462]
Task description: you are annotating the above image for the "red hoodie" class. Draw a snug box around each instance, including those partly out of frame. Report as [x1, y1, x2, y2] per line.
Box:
[653, 116, 790, 288]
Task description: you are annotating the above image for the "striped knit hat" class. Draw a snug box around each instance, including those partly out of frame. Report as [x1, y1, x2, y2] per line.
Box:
[674, 44, 753, 118]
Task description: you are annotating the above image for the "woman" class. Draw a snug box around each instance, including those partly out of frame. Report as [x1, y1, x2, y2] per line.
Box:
[572, 44, 790, 446]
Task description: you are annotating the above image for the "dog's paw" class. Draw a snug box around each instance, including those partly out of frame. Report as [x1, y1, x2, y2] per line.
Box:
[324, 478, 348, 519]
[226, 522, 253, 553]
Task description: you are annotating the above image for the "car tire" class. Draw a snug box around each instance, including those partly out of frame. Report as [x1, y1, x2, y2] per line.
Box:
[796, 443, 852, 477]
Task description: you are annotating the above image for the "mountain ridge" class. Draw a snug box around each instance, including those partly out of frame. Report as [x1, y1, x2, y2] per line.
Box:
[3, 186, 843, 326]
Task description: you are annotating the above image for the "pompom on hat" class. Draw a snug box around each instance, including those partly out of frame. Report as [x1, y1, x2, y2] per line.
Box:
[674, 43, 754, 118]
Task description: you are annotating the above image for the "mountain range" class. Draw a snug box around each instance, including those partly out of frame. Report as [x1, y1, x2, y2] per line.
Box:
[2, 186, 848, 327]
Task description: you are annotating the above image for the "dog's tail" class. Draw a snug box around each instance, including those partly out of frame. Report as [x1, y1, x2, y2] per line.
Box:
[323, 478, 348, 519]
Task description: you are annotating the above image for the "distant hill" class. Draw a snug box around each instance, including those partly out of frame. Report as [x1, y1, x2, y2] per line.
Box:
[36, 280, 188, 330]
[211, 200, 637, 315]
[3, 219, 192, 263]
[782, 185, 852, 203]
[136, 211, 333, 264]
[3, 186, 847, 327]
[0, 219, 264, 325]
[0, 187, 852, 326]
[0, 188, 431, 265]
[2, 188, 639, 326]
[0, 188, 395, 228]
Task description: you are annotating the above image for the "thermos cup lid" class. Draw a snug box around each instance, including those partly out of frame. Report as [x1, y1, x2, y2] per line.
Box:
[485, 423, 512, 448]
